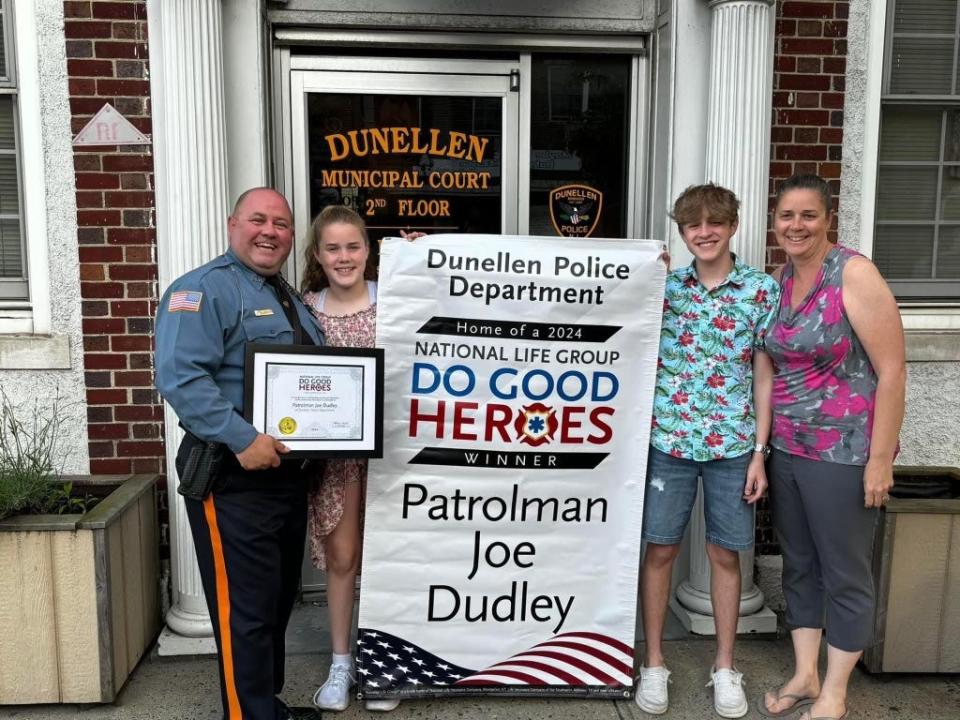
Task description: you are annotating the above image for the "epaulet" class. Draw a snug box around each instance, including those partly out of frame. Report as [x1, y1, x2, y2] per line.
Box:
[178, 254, 232, 286]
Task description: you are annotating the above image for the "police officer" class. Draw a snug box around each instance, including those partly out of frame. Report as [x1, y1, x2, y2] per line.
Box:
[156, 188, 323, 720]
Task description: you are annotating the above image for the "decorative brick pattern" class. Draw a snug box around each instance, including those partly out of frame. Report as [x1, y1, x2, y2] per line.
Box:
[767, 0, 848, 269]
[67, 1, 164, 482]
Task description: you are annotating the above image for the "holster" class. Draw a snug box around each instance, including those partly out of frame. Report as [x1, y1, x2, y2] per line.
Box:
[176, 431, 225, 501]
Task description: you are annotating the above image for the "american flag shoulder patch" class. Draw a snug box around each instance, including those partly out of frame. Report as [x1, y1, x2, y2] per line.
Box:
[168, 290, 203, 312]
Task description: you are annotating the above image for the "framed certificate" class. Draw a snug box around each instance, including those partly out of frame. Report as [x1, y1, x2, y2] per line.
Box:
[243, 344, 384, 457]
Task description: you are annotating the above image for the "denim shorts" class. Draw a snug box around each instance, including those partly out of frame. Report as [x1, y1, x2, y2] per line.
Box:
[641, 446, 755, 551]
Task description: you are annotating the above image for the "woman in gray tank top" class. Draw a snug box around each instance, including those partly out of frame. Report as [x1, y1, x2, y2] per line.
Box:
[759, 176, 905, 720]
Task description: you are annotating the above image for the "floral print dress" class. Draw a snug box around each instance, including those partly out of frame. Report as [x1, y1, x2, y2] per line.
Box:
[303, 288, 376, 570]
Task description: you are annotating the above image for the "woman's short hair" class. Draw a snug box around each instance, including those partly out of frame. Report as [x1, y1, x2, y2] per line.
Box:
[670, 183, 740, 229]
[775, 174, 833, 214]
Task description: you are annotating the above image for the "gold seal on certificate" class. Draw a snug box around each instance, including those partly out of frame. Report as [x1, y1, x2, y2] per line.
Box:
[244, 345, 384, 458]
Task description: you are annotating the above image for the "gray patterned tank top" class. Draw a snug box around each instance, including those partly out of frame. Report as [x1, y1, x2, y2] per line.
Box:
[764, 246, 878, 465]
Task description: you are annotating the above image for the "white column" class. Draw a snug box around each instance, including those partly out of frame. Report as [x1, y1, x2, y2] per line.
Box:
[705, 0, 776, 270]
[671, 0, 777, 635]
[671, 488, 776, 634]
[221, 0, 270, 196]
[672, 490, 766, 615]
[148, 0, 231, 643]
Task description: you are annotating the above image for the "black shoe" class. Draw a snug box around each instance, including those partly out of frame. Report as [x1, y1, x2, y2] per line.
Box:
[281, 705, 321, 720]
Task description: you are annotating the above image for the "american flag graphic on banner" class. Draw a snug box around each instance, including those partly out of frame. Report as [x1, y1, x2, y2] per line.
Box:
[358, 628, 634, 698]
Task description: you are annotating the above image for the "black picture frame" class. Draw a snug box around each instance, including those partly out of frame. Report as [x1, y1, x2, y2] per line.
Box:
[243, 343, 384, 458]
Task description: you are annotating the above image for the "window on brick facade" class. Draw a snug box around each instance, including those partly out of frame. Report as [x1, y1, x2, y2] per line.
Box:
[875, 0, 960, 300]
[0, 0, 26, 302]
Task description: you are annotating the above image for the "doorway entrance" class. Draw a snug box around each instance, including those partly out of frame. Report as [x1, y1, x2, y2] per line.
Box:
[280, 50, 648, 592]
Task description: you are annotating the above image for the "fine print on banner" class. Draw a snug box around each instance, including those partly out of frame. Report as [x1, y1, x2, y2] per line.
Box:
[358, 235, 665, 700]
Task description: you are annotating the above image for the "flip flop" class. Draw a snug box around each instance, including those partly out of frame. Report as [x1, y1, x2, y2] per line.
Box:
[801, 712, 848, 720]
[756, 689, 817, 718]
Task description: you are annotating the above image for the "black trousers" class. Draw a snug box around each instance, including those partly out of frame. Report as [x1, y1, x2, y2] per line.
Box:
[179, 441, 308, 720]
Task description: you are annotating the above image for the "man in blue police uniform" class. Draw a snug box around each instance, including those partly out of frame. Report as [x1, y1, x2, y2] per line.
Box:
[156, 188, 324, 720]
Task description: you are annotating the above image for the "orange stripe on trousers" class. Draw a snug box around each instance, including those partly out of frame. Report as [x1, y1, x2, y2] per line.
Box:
[204, 494, 243, 719]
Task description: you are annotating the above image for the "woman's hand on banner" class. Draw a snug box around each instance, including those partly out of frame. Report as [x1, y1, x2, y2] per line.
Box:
[400, 229, 427, 242]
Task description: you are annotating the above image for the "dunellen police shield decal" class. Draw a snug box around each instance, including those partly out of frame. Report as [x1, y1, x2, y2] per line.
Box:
[549, 184, 603, 238]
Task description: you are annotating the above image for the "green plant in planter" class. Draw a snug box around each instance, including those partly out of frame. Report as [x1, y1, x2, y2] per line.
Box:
[0, 389, 97, 520]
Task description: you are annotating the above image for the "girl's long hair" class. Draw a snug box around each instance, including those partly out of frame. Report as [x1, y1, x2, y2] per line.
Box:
[300, 204, 374, 293]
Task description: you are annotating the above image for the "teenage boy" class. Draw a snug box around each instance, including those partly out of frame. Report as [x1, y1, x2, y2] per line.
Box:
[636, 184, 779, 718]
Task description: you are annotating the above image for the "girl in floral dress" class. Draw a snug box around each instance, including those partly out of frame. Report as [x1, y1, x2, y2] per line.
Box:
[300, 206, 415, 713]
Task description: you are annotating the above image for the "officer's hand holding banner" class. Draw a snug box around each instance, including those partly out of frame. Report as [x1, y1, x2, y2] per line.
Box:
[357, 234, 665, 701]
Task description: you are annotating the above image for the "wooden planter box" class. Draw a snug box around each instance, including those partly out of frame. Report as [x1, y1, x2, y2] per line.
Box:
[864, 466, 960, 673]
[0, 474, 160, 704]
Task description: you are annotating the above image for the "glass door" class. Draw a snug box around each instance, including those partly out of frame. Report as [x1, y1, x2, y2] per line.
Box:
[288, 57, 519, 592]
[288, 57, 520, 283]
[283, 51, 648, 594]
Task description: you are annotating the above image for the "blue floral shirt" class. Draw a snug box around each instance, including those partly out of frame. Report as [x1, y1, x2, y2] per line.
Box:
[650, 255, 780, 461]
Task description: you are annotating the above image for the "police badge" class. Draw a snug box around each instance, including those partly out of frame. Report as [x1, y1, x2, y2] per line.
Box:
[549, 184, 603, 238]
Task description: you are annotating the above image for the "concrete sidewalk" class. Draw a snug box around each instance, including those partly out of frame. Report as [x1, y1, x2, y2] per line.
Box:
[2, 604, 958, 720]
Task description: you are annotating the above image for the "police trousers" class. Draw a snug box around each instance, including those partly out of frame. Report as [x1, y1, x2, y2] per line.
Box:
[179, 440, 308, 720]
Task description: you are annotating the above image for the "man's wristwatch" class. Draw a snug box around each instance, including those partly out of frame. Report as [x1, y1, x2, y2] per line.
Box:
[754, 443, 771, 459]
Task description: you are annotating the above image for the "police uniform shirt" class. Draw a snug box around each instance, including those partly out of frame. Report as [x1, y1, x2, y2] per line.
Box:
[156, 248, 325, 454]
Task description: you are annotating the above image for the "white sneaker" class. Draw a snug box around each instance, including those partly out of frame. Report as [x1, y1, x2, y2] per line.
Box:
[313, 663, 354, 711]
[365, 697, 401, 712]
[707, 666, 748, 719]
[634, 665, 671, 715]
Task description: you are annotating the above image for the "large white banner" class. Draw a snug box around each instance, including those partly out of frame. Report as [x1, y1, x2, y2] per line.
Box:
[358, 235, 665, 700]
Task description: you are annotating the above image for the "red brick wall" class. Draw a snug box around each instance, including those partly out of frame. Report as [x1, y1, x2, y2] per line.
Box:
[757, 0, 849, 554]
[65, 1, 164, 479]
[767, 0, 849, 265]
